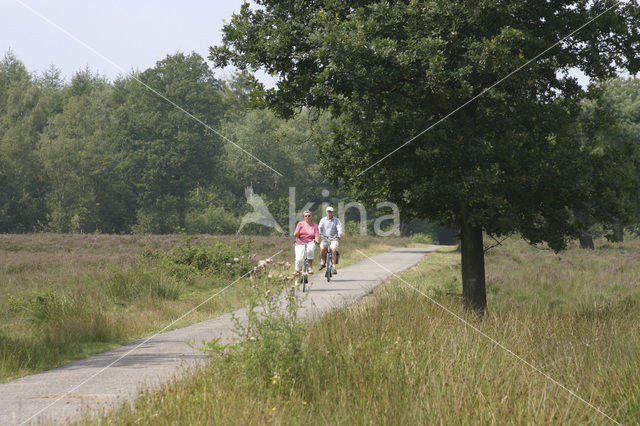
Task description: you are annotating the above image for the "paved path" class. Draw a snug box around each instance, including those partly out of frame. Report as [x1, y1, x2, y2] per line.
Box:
[0, 246, 438, 425]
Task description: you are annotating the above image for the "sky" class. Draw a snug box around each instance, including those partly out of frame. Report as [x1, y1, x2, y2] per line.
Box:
[0, 0, 276, 85]
[1, 0, 603, 89]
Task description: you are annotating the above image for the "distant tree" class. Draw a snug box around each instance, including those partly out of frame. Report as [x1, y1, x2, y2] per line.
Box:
[220, 70, 266, 121]
[220, 105, 334, 231]
[0, 51, 49, 231]
[199, 71, 334, 233]
[113, 52, 226, 233]
[35, 64, 66, 118]
[39, 69, 135, 233]
[577, 77, 640, 243]
[0, 50, 27, 115]
[211, 0, 640, 312]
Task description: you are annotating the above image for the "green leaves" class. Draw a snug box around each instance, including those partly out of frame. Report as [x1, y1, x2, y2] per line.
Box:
[114, 52, 226, 232]
[0, 52, 49, 231]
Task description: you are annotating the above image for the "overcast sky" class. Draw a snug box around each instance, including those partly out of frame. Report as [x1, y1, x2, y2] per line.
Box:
[1, 0, 276, 85]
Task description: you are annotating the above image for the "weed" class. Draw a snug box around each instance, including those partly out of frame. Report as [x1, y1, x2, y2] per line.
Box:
[105, 267, 183, 304]
[198, 337, 234, 355]
[229, 287, 305, 396]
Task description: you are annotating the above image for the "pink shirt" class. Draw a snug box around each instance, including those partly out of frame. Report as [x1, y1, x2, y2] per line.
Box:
[295, 221, 319, 245]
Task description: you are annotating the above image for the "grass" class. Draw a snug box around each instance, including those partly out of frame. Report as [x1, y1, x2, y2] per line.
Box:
[93, 237, 640, 425]
[0, 232, 413, 382]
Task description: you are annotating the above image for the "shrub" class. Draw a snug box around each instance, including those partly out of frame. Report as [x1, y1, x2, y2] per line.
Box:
[185, 205, 240, 235]
[131, 205, 180, 235]
[343, 220, 368, 237]
[411, 233, 433, 244]
[8, 287, 62, 325]
[163, 238, 254, 277]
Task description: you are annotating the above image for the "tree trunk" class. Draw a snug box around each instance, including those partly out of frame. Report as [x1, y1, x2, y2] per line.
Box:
[579, 231, 594, 250]
[574, 211, 594, 250]
[460, 222, 487, 314]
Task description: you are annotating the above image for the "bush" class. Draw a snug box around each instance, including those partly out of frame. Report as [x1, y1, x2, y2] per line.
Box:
[411, 233, 433, 244]
[343, 220, 369, 237]
[185, 205, 240, 235]
[163, 238, 254, 277]
[131, 201, 180, 234]
[8, 287, 64, 325]
[106, 238, 254, 305]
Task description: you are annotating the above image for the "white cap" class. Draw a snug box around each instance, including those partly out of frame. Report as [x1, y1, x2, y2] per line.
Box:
[326, 206, 334, 212]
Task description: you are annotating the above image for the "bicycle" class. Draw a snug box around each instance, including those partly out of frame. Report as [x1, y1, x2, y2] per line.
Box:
[322, 237, 339, 282]
[297, 241, 310, 292]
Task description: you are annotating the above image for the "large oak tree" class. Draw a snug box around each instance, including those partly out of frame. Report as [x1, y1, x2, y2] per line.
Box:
[211, 0, 640, 312]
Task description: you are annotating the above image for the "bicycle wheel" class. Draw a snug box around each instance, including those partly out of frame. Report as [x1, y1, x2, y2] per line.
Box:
[302, 268, 307, 292]
[325, 251, 332, 282]
[302, 256, 308, 292]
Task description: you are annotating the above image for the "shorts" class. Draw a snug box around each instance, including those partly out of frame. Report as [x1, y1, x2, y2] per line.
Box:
[294, 241, 316, 271]
[320, 237, 339, 250]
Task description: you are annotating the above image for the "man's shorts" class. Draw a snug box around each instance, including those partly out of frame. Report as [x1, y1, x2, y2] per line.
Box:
[320, 237, 339, 250]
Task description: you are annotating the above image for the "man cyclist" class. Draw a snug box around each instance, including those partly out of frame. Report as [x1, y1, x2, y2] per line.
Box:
[318, 206, 343, 274]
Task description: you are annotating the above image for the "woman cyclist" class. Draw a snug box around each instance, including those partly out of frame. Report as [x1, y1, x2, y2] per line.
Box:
[293, 210, 320, 275]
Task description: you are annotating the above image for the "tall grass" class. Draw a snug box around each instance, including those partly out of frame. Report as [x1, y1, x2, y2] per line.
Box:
[96, 238, 640, 425]
[0, 233, 412, 381]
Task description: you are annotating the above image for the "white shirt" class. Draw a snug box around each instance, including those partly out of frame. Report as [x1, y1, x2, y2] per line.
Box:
[318, 216, 343, 238]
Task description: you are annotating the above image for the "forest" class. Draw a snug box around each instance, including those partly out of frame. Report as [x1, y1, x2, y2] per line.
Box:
[0, 50, 351, 235]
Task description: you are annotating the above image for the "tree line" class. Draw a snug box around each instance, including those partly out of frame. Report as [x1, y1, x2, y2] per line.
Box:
[0, 50, 343, 234]
[1, 47, 640, 248]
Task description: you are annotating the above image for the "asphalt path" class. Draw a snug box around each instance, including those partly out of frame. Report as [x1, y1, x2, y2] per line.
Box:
[0, 245, 438, 425]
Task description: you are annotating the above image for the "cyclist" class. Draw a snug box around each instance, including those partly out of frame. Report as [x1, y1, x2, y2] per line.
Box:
[293, 210, 320, 275]
[318, 206, 343, 275]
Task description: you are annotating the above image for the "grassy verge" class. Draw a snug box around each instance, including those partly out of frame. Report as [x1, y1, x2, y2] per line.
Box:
[0, 233, 412, 382]
[96, 238, 640, 424]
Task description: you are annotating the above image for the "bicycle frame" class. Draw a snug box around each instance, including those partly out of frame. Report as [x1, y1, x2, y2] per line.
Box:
[322, 236, 338, 282]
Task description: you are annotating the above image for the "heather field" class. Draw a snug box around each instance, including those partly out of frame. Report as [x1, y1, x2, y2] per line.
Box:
[0, 233, 412, 382]
[95, 238, 640, 425]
